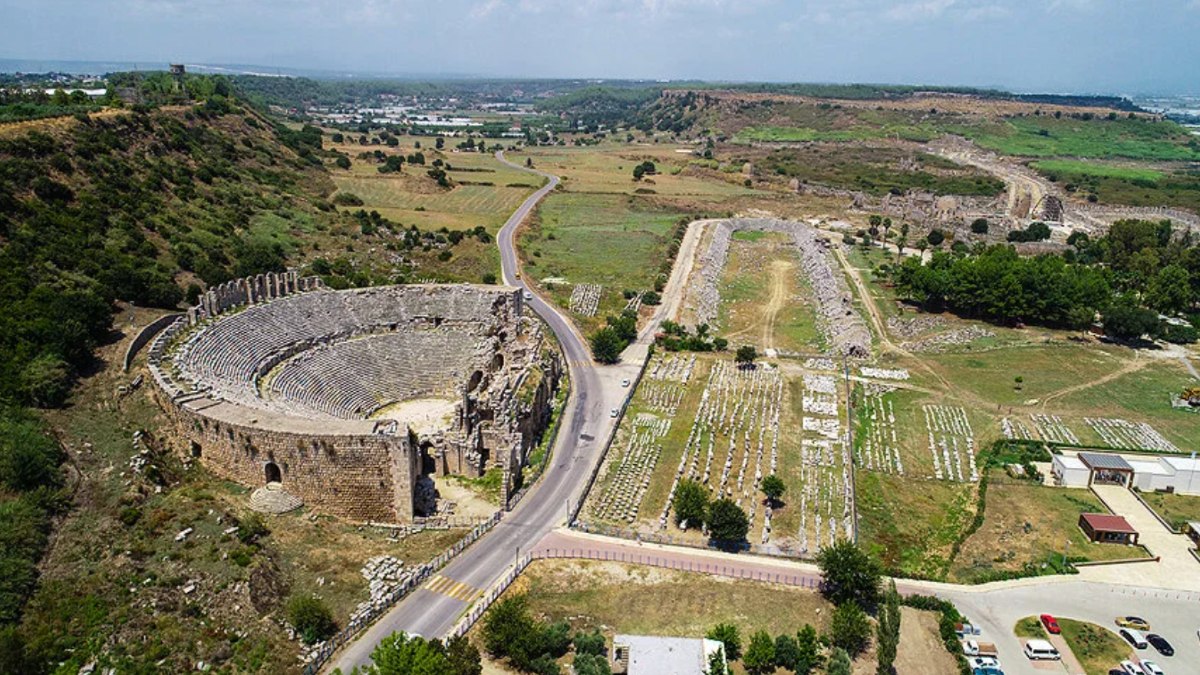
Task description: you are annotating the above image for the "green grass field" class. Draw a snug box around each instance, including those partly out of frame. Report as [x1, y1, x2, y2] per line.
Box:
[1030, 159, 1200, 213]
[519, 192, 685, 329]
[1139, 491, 1200, 531]
[856, 472, 978, 580]
[955, 116, 1200, 161]
[717, 233, 823, 353]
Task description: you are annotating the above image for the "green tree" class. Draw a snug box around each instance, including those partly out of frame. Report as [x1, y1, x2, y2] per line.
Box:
[0, 414, 63, 492]
[573, 629, 606, 656]
[674, 479, 710, 529]
[743, 630, 776, 675]
[970, 218, 989, 234]
[1103, 297, 1161, 341]
[875, 581, 901, 675]
[707, 499, 749, 545]
[19, 354, 72, 407]
[335, 155, 352, 169]
[446, 635, 482, 675]
[1147, 264, 1192, 315]
[363, 632, 451, 674]
[573, 653, 611, 675]
[926, 229, 945, 247]
[827, 648, 852, 675]
[773, 634, 799, 672]
[794, 624, 822, 674]
[817, 540, 883, 610]
[706, 623, 742, 661]
[286, 595, 337, 644]
[482, 594, 537, 666]
[829, 602, 872, 657]
[760, 474, 785, 506]
[633, 164, 646, 180]
[704, 646, 728, 675]
[590, 327, 624, 364]
[735, 345, 757, 366]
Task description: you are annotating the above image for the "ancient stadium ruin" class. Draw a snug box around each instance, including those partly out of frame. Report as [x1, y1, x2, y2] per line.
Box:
[685, 218, 872, 358]
[148, 272, 562, 522]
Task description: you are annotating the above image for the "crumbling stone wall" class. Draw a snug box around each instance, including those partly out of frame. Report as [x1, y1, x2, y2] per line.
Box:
[155, 389, 418, 521]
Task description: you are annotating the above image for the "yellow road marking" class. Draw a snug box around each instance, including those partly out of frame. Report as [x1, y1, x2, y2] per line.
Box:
[424, 575, 479, 603]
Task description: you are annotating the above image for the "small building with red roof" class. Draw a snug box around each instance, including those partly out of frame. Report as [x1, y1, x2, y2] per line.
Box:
[1079, 513, 1139, 545]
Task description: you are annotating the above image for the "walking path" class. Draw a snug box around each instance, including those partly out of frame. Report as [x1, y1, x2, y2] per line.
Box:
[1083, 484, 1200, 589]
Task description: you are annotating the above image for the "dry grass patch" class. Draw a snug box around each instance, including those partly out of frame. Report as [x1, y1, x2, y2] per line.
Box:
[950, 475, 1150, 583]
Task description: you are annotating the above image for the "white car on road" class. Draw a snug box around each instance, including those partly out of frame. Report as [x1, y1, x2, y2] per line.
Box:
[1140, 661, 1164, 675]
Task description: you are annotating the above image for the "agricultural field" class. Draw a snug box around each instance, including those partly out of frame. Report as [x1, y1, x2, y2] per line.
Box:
[582, 352, 853, 556]
[327, 141, 538, 233]
[511, 140, 771, 334]
[519, 192, 686, 333]
[949, 474, 1150, 584]
[718, 231, 823, 353]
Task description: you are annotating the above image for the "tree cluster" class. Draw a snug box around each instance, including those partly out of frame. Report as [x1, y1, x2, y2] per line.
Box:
[704, 620, 826, 675]
[656, 321, 728, 353]
[590, 309, 639, 364]
[352, 631, 481, 675]
[481, 594, 601, 675]
[671, 480, 750, 545]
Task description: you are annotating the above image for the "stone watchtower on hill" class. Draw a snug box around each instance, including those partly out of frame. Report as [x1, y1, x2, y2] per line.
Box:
[169, 64, 186, 91]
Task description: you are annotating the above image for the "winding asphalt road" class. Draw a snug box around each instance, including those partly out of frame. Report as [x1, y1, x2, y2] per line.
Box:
[326, 153, 641, 673]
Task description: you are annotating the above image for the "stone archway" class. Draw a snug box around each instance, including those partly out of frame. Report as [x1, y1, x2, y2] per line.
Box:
[264, 461, 282, 484]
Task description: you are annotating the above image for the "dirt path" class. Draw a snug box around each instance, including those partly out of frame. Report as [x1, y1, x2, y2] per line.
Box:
[895, 607, 960, 675]
[1039, 351, 1147, 408]
[758, 259, 792, 352]
[831, 245, 961, 396]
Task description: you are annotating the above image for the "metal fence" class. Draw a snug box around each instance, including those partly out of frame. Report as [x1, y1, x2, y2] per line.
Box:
[302, 510, 503, 674]
[569, 521, 815, 561]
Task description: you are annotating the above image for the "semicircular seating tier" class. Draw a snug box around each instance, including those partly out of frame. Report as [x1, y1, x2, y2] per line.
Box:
[170, 287, 505, 420]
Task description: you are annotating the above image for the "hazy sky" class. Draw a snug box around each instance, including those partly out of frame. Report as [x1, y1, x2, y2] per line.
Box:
[2, 0, 1198, 94]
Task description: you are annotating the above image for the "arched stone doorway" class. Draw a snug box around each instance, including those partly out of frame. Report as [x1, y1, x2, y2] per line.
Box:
[264, 461, 282, 484]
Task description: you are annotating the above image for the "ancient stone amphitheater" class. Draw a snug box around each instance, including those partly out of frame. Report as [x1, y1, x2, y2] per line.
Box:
[148, 272, 562, 522]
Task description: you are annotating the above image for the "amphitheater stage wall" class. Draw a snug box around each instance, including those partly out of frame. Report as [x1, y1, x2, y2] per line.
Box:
[157, 392, 419, 522]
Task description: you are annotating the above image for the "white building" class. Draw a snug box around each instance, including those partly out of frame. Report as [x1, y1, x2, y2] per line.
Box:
[1052, 454, 1090, 487]
[1053, 451, 1200, 496]
[612, 635, 726, 675]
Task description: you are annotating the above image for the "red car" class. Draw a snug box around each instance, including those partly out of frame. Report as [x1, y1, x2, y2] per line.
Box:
[1041, 614, 1061, 634]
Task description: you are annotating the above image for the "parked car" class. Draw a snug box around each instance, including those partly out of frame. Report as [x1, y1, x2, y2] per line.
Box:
[1140, 661, 1165, 675]
[609, 407, 619, 418]
[1023, 639, 1060, 660]
[1040, 613, 1061, 634]
[1117, 616, 1151, 631]
[973, 668, 1004, 675]
[963, 640, 980, 656]
[1119, 628, 1149, 649]
[1118, 661, 1142, 675]
[1146, 633, 1174, 656]
[968, 655, 1000, 670]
